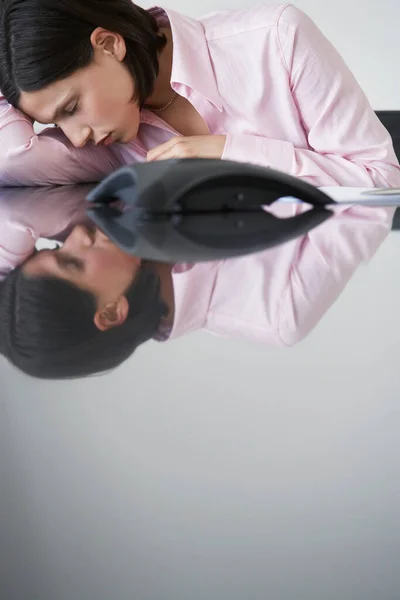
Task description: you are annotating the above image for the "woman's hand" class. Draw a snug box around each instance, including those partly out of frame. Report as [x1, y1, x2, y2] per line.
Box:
[146, 135, 226, 162]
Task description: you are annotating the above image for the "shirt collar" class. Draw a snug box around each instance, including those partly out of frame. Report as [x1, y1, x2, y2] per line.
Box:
[148, 6, 223, 111]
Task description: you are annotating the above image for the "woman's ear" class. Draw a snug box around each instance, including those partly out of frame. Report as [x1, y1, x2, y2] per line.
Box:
[90, 27, 126, 61]
[93, 296, 129, 332]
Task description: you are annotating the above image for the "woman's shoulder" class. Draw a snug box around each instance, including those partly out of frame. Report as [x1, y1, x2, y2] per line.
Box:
[199, 3, 294, 40]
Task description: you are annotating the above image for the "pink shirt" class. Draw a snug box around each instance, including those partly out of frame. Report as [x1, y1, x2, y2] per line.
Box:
[0, 4, 399, 346]
[0, 4, 399, 187]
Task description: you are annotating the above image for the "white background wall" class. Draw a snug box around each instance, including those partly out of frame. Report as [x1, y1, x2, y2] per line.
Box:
[1, 1, 400, 599]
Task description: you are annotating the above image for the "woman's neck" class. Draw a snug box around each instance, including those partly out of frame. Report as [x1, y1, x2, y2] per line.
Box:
[145, 27, 175, 110]
[145, 260, 175, 326]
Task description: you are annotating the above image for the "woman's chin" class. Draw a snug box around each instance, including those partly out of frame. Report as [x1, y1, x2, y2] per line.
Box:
[117, 131, 135, 144]
[125, 129, 139, 144]
[113, 120, 140, 144]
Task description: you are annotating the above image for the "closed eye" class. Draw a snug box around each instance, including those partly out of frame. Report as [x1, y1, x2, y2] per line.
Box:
[62, 101, 79, 118]
[53, 250, 84, 273]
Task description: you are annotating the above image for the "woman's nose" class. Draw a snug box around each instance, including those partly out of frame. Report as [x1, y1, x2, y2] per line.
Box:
[62, 123, 92, 148]
[64, 225, 95, 250]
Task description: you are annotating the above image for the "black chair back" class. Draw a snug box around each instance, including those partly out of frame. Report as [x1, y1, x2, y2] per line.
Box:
[375, 111, 400, 229]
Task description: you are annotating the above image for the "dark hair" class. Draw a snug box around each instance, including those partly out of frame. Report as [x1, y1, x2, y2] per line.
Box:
[0, 264, 166, 379]
[0, 0, 167, 107]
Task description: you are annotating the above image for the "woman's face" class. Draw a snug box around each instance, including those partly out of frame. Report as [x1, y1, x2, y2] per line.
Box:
[19, 28, 141, 148]
[23, 224, 141, 312]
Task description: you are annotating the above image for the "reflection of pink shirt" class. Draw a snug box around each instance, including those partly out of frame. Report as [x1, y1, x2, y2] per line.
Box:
[166, 199, 395, 345]
[0, 4, 399, 187]
[0, 5, 399, 346]
[0, 186, 89, 279]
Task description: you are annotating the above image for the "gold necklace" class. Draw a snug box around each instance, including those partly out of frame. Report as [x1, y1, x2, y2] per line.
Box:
[145, 91, 178, 113]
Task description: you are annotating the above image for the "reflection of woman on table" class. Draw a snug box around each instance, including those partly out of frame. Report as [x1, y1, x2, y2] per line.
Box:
[0, 185, 395, 379]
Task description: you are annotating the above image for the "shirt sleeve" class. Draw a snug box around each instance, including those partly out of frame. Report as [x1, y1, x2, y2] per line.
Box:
[0, 95, 124, 185]
[222, 5, 400, 189]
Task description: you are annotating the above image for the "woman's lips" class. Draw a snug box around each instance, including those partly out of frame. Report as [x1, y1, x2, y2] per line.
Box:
[103, 134, 114, 146]
[98, 133, 114, 146]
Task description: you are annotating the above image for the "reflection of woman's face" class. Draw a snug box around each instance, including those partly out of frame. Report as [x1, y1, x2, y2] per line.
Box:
[23, 224, 140, 306]
[19, 29, 141, 148]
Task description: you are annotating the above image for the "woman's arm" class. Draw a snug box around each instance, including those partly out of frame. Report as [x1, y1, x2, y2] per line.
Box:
[0, 95, 124, 185]
[0, 185, 90, 279]
[222, 5, 400, 188]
